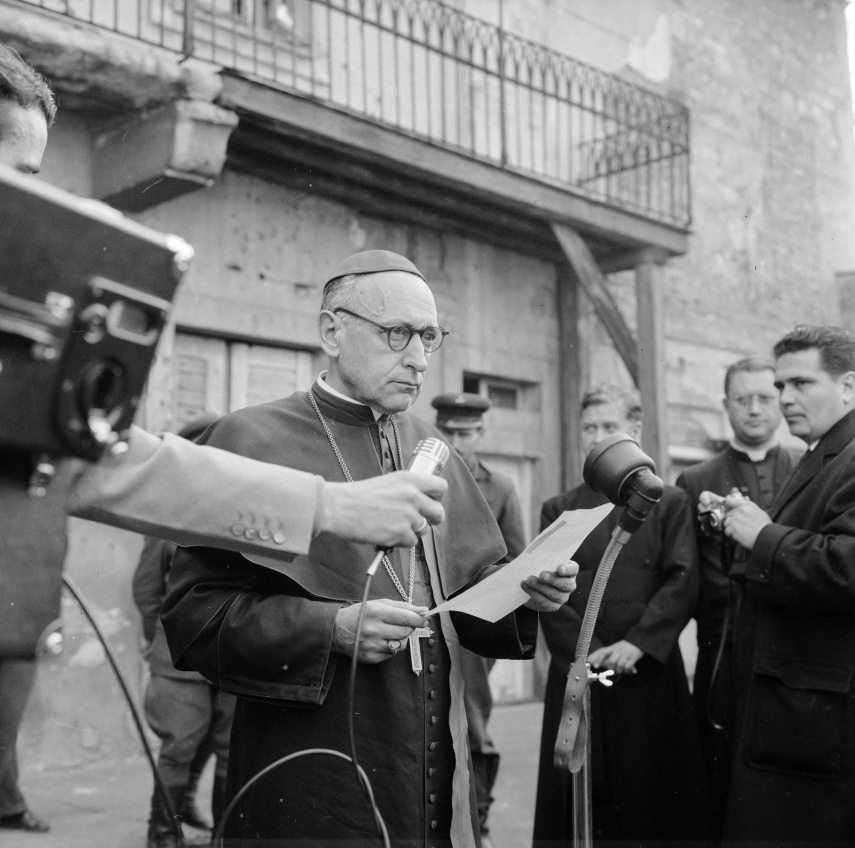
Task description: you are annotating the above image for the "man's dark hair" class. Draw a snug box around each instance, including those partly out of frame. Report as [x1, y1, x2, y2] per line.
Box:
[773, 325, 855, 377]
[581, 383, 642, 423]
[723, 355, 776, 396]
[0, 44, 56, 125]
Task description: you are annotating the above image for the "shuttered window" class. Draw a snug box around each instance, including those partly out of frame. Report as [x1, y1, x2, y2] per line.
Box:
[166, 333, 315, 427]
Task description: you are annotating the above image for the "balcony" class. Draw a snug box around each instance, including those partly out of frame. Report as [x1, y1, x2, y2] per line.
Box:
[13, 0, 691, 237]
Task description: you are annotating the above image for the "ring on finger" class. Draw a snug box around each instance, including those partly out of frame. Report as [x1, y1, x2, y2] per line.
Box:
[388, 639, 402, 654]
[415, 518, 429, 535]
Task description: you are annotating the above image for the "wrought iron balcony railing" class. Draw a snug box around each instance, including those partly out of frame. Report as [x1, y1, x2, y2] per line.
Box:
[13, 0, 691, 228]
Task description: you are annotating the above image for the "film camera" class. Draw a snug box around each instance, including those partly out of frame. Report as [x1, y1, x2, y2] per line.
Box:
[0, 164, 193, 463]
[702, 487, 749, 533]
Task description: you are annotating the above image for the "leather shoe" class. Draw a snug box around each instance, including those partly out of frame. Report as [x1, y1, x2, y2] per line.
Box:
[0, 809, 50, 832]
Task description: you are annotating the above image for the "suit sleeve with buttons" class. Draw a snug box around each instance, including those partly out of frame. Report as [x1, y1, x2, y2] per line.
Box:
[67, 425, 322, 557]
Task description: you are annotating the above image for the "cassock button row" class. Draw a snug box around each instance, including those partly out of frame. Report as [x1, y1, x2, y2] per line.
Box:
[428, 663, 437, 673]
[427, 767, 436, 777]
[429, 793, 437, 804]
[428, 689, 436, 700]
[430, 820, 438, 830]
[430, 715, 438, 725]
[427, 638, 436, 647]
[429, 742, 437, 751]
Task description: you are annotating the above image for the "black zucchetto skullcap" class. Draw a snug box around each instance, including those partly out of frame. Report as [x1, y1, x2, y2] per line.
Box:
[325, 250, 425, 285]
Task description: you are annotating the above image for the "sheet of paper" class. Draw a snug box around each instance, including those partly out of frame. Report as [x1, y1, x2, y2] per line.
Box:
[429, 502, 613, 622]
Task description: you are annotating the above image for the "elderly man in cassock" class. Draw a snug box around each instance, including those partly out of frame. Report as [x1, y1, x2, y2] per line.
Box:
[162, 250, 577, 848]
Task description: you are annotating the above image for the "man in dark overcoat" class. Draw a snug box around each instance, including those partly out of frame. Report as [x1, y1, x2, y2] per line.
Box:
[676, 355, 801, 832]
[162, 250, 577, 848]
[713, 325, 855, 845]
[533, 384, 712, 847]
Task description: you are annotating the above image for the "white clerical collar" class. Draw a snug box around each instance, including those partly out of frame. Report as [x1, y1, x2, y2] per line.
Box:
[730, 439, 778, 462]
[316, 371, 384, 421]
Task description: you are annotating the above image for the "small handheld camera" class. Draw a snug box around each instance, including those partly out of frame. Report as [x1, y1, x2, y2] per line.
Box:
[702, 487, 749, 533]
[0, 165, 193, 462]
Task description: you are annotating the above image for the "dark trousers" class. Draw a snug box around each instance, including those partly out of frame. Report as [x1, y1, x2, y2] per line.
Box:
[0, 658, 37, 818]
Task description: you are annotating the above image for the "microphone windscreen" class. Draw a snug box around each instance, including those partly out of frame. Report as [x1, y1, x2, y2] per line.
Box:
[407, 437, 450, 476]
[583, 433, 656, 504]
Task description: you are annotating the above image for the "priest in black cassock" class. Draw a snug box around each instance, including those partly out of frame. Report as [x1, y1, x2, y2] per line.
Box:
[162, 249, 577, 848]
[676, 355, 802, 834]
[533, 384, 713, 847]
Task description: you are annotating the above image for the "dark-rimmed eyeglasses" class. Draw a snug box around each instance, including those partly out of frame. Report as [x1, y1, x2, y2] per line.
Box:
[333, 307, 449, 352]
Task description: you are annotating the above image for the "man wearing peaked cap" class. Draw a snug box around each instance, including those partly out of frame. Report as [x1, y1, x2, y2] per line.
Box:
[432, 392, 491, 430]
[433, 392, 527, 848]
[164, 251, 577, 848]
[431, 394, 526, 558]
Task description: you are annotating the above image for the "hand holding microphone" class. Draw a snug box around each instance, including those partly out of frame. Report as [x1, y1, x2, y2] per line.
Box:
[334, 437, 449, 664]
[366, 437, 450, 576]
[318, 437, 449, 550]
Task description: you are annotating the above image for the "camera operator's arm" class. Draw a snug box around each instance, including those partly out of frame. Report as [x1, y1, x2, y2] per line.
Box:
[68, 425, 446, 556]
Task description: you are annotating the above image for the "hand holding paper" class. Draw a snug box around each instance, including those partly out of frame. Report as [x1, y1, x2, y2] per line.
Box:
[429, 503, 613, 622]
[520, 561, 579, 613]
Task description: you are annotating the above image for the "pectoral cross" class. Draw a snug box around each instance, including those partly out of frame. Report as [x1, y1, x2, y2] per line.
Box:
[408, 627, 433, 675]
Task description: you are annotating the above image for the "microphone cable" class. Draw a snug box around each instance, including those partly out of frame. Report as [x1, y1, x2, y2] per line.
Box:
[210, 568, 392, 848]
[60, 573, 184, 844]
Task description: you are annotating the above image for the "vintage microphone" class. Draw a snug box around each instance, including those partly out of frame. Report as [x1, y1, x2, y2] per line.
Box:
[552, 434, 664, 848]
[365, 436, 450, 576]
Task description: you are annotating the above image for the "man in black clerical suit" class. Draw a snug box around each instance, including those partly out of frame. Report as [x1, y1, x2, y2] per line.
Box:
[163, 250, 577, 848]
[533, 384, 711, 847]
[676, 355, 801, 833]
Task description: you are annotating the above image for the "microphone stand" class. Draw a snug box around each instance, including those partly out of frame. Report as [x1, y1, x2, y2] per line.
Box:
[552, 435, 663, 848]
[555, 530, 626, 848]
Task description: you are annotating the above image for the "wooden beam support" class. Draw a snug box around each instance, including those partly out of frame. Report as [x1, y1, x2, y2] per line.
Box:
[557, 267, 583, 490]
[635, 251, 669, 477]
[552, 222, 639, 384]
